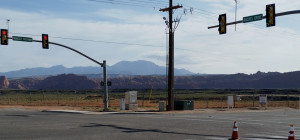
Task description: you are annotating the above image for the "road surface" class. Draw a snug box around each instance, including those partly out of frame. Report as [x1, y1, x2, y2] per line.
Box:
[0, 108, 299, 140]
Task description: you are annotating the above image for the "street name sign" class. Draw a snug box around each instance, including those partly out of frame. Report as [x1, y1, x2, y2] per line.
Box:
[243, 14, 263, 23]
[12, 36, 33, 42]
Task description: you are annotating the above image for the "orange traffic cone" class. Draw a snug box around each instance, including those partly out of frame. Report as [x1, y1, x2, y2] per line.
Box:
[288, 124, 295, 140]
[230, 121, 239, 140]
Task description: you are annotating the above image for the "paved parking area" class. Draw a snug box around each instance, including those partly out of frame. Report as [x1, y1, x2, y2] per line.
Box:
[0, 108, 299, 140]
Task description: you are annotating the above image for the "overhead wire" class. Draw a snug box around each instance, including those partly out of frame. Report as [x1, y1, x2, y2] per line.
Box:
[10, 32, 163, 48]
[127, 0, 168, 5]
[7, 1, 300, 53]
[87, 0, 164, 9]
[9, 32, 199, 52]
[177, 2, 300, 41]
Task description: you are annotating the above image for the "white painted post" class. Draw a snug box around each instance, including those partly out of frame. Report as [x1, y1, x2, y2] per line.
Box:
[120, 98, 125, 110]
[43, 92, 45, 105]
[228, 96, 234, 109]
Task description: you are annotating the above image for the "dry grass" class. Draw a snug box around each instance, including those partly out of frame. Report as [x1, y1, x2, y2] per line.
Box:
[0, 92, 299, 111]
[2, 98, 299, 111]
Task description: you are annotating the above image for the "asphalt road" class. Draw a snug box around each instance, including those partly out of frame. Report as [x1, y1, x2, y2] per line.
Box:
[0, 108, 299, 140]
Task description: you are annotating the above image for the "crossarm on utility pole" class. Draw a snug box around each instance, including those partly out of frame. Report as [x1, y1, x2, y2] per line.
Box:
[32, 40, 103, 67]
[159, 5, 183, 12]
[208, 10, 300, 29]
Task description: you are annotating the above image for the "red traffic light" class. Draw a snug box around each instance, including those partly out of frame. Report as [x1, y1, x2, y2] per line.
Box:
[42, 34, 49, 49]
[1, 29, 8, 45]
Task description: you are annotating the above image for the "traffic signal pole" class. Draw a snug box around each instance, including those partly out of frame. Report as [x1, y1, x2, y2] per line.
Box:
[3, 35, 110, 111]
[35, 40, 110, 112]
[102, 60, 109, 112]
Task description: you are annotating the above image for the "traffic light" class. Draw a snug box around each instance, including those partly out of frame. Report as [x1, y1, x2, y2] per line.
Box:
[1, 29, 8, 45]
[218, 14, 226, 34]
[107, 81, 112, 86]
[42, 34, 49, 49]
[266, 4, 275, 27]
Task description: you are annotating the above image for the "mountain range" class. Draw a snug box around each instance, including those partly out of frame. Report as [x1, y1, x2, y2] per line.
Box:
[3, 60, 300, 90]
[0, 60, 194, 78]
[3, 71, 300, 90]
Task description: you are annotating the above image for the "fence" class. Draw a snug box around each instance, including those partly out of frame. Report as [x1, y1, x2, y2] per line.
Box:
[0, 89, 299, 110]
[0, 90, 102, 107]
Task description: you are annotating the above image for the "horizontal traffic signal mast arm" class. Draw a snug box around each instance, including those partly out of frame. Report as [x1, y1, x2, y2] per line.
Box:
[208, 10, 300, 29]
[2, 35, 104, 67]
[276, 10, 300, 17]
[31, 39, 104, 67]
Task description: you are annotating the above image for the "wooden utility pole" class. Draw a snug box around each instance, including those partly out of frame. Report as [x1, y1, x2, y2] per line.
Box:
[160, 0, 182, 111]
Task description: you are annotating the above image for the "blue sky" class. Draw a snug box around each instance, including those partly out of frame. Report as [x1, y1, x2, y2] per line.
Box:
[1, 0, 300, 74]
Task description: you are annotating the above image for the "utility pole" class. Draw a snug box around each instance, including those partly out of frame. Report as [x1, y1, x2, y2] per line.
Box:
[160, 0, 182, 111]
[102, 60, 109, 112]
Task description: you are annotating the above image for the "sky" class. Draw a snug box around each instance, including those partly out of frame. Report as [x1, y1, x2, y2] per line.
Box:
[1, 0, 300, 74]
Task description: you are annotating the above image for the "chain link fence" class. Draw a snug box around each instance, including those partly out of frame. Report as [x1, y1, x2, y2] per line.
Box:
[0, 89, 299, 110]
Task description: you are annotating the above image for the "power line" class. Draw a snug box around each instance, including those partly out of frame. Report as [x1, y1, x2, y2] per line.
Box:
[11, 32, 163, 48]
[127, 0, 168, 5]
[87, 0, 163, 8]
[98, 0, 300, 52]
[177, 3, 300, 40]
[10, 32, 199, 52]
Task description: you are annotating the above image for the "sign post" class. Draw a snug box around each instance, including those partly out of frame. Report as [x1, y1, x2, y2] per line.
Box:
[259, 95, 267, 109]
[227, 96, 234, 109]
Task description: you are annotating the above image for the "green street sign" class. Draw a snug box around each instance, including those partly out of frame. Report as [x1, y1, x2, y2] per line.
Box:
[12, 36, 33, 42]
[243, 14, 263, 23]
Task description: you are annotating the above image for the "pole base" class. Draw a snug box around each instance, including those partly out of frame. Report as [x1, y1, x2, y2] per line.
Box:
[103, 108, 109, 112]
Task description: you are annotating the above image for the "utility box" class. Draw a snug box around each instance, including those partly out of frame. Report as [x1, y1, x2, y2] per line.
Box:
[228, 96, 234, 109]
[159, 101, 164, 111]
[120, 98, 125, 110]
[174, 100, 194, 110]
[125, 104, 138, 110]
[125, 91, 137, 104]
[125, 91, 138, 110]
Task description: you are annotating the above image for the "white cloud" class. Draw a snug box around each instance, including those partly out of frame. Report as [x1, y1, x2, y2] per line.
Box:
[167, 0, 300, 74]
[0, 8, 167, 72]
[92, 9, 163, 24]
[1, 0, 300, 74]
